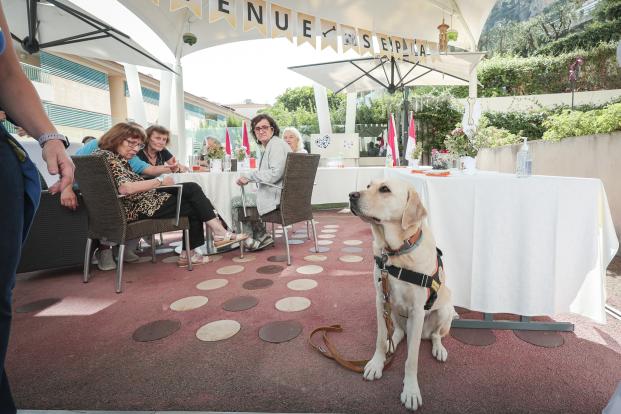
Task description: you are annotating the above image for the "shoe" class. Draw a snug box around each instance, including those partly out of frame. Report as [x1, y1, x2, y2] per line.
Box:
[91, 251, 99, 265]
[123, 249, 140, 263]
[244, 238, 261, 250]
[214, 232, 249, 248]
[97, 249, 117, 271]
[258, 236, 274, 249]
[177, 253, 208, 268]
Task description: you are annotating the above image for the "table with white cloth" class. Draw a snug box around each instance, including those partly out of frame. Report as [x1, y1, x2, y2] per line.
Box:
[173, 171, 244, 228]
[384, 168, 619, 326]
[312, 166, 385, 204]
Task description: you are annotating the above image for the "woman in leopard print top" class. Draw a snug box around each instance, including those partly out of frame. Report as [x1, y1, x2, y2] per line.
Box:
[94, 123, 247, 267]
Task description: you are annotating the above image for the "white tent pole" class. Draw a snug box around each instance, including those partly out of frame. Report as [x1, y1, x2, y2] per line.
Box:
[172, 55, 188, 165]
[345, 92, 357, 134]
[158, 69, 173, 128]
[469, 67, 478, 98]
[313, 83, 332, 134]
[123, 63, 147, 126]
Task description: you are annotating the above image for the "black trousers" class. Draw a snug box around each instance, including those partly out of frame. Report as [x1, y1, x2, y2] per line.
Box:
[140, 182, 217, 250]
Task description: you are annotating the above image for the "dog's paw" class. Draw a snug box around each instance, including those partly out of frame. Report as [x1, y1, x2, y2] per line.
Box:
[363, 357, 384, 380]
[432, 341, 448, 362]
[401, 383, 422, 411]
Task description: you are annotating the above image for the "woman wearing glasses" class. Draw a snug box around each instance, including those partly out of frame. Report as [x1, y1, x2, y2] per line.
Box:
[234, 114, 291, 250]
[94, 122, 247, 267]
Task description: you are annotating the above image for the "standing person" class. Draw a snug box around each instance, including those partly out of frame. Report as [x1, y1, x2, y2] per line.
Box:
[136, 125, 188, 177]
[234, 114, 291, 249]
[282, 127, 308, 153]
[0, 4, 74, 411]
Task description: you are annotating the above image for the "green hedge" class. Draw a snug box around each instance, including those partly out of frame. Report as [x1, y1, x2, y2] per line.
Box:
[481, 111, 548, 139]
[535, 20, 621, 56]
[542, 103, 621, 141]
[477, 42, 621, 97]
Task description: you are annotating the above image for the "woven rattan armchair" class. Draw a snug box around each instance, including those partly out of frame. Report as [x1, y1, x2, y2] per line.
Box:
[242, 153, 320, 265]
[73, 155, 192, 293]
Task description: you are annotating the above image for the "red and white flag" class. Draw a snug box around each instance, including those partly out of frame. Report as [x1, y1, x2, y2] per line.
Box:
[242, 121, 251, 155]
[225, 128, 232, 156]
[386, 113, 399, 166]
[404, 111, 417, 163]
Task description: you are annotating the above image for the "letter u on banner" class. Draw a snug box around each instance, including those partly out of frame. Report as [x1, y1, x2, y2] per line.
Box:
[209, 0, 236, 29]
[170, 0, 203, 18]
[297, 12, 315, 48]
[244, 0, 267, 36]
[271, 3, 293, 42]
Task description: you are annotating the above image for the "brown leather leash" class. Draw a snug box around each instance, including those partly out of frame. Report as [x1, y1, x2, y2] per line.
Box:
[309, 268, 396, 373]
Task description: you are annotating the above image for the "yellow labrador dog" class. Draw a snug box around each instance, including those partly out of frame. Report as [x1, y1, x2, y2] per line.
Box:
[349, 178, 454, 411]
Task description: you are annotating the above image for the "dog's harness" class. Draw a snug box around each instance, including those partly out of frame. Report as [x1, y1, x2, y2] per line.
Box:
[374, 230, 444, 311]
[309, 228, 444, 373]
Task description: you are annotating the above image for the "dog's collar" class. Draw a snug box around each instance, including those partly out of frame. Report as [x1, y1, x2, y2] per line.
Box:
[382, 228, 423, 258]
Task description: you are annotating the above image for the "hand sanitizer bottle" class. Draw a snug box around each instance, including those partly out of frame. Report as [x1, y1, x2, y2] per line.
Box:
[385, 150, 393, 168]
[515, 137, 532, 177]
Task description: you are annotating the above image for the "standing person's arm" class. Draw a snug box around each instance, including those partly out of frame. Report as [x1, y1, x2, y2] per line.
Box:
[0, 4, 74, 194]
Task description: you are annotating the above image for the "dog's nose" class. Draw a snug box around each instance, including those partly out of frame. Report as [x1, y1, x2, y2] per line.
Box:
[349, 191, 360, 200]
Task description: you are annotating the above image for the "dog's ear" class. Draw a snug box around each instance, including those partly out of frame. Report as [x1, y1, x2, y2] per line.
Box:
[401, 188, 426, 230]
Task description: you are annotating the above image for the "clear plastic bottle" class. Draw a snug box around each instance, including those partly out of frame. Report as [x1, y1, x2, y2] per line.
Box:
[385, 150, 393, 168]
[224, 154, 231, 172]
[515, 137, 532, 177]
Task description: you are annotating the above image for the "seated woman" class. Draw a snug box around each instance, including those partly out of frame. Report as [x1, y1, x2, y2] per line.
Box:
[282, 127, 308, 153]
[233, 114, 291, 250]
[94, 122, 247, 266]
[137, 125, 188, 177]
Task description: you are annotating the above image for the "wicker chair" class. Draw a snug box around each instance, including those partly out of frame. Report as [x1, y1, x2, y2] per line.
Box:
[241, 153, 320, 265]
[73, 155, 192, 293]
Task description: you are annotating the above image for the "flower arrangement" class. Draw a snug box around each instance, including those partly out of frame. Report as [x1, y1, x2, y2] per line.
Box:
[431, 148, 453, 169]
[233, 146, 247, 161]
[207, 144, 225, 160]
[444, 125, 477, 157]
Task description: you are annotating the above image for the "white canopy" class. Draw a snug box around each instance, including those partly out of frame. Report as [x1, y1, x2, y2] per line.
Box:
[289, 52, 485, 93]
[116, 0, 497, 58]
[4, 0, 172, 71]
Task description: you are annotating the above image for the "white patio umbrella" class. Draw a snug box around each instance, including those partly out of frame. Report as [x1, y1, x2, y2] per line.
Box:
[4, 0, 172, 71]
[288, 52, 486, 94]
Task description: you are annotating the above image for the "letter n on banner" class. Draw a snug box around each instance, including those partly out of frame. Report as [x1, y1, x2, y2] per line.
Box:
[320, 19, 337, 52]
[244, 0, 267, 36]
[297, 12, 315, 48]
[341, 25, 358, 54]
[210, 0, 236, 29]
[171, 0, 203, 18]
[358, 28, 374, 56]
[271, 3, 293, 42]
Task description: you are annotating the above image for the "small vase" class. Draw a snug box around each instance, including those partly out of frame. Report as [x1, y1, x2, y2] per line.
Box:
[408, 159, 420, 168]
[210, 158, 223, 172]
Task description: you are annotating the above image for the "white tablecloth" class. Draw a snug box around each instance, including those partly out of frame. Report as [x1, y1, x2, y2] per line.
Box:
[174, 171, 244, 228]
[384, 168, 619, 323]
[313, 167, 385, 204]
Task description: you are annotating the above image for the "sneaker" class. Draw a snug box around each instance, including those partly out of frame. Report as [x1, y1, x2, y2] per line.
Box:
[123, 249, 140, 263]
[91, 251, 99, 265]
[97, 249, 117, 271]
[245, 238, 261, 250]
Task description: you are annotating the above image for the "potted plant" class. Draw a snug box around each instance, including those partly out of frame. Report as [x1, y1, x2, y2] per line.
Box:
[408, 142, 423, 167]
[207, 145, 225, 172]
[233, 146, 248, 170]
[444, 125, 477, 170]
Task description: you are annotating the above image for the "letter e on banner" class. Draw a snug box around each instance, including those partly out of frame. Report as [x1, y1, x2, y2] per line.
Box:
[297, 12, 315, 48]
[210, 0, 237, 29]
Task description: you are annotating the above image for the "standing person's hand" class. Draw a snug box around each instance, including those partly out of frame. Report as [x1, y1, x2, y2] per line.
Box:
[236, 177, 249, 186]
[43, 140, 75, 194]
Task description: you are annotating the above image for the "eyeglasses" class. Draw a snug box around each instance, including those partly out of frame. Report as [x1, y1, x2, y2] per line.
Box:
[125, 140, 145, 150]
[254, 125, 273, 133]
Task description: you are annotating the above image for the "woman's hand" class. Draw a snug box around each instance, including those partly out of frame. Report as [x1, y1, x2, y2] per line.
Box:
[236, 177, 250, 186]
[60, 186, 78, 210]
[162, 176, 175, 186]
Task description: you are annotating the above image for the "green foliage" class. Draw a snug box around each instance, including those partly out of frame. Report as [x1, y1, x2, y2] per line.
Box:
[535, 19, 621, 56]
[477, 42, 621, 96]
[411, 97, 461, 153]
[595, 0, 621, 21]
[272, 86, 345, 112]
[473, 118, 523, 149]
[206, 144, 225, 159]
[226, 117, 242, 127]
[542, 103, 621, 141]
[409, 142, 423, 160]
[482, 111, 548, 139]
